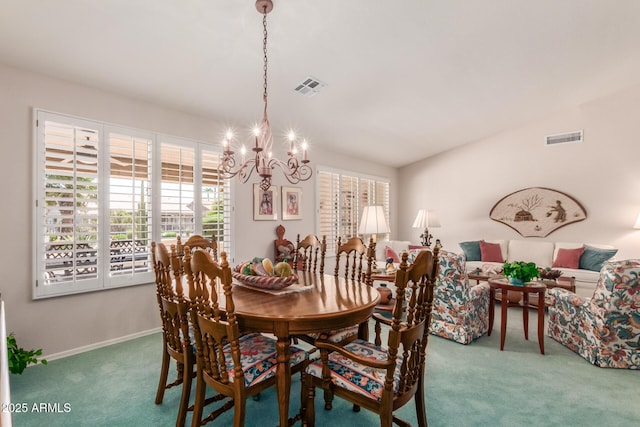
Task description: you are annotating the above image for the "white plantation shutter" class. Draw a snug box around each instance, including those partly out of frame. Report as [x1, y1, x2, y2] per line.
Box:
[34, 110, 234, 298]
[200, 147, 232, 256]
[107, 128, 153, 285]
[159, 141, 196, 239]
[36, 113, 102, 297]
[317, 167, 390, 254]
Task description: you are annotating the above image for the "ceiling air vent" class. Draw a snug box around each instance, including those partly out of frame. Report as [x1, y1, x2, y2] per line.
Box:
[545, 130, 583, 146]
[294, 76, 326, 97]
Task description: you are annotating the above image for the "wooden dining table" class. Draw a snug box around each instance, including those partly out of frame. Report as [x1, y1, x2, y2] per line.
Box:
[216, 271, 380, 427]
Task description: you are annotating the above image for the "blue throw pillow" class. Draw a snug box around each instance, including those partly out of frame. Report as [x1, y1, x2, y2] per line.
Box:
[579, 245, 618, 271]
[459, 241, 481, 262]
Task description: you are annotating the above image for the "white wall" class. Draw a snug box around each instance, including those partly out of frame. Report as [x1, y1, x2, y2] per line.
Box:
[0, 63, 395, 356]
[398, 83, 640, 261]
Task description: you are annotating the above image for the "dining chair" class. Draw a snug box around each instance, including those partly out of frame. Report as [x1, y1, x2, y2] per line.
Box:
[334, 236, 375, 285]
[295, 236, 376, 347]
[152, 241, 196, 427]
[184, 248, 310, 427]
[177, 234, 218, 260]
[304, 248, 439, 427]
[294, 233, 327, 274]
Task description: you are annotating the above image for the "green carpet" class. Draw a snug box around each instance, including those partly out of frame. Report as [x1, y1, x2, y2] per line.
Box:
[9, 308, 640, 426]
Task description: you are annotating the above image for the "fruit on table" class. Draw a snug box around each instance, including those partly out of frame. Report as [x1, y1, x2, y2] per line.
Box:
[274, 261, 292, 278]
[262, 258, 274, 276]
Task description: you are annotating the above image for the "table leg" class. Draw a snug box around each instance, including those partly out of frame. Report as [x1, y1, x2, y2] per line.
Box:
[537, 290, 545, 355]
[274, 324, 291, 427]
[500, 290, 508, 351]
[523, 291, 529, 340]
[488, 287, 495, 336]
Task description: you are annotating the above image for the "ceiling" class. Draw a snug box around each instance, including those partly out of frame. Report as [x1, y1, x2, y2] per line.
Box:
[2, 0, 640, 168]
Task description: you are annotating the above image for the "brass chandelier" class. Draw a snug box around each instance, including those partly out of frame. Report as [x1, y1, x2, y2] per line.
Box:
[218, 0, 312, 191]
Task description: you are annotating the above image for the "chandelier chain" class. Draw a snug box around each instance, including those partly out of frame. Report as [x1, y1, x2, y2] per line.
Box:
[262, 7, 268, 106]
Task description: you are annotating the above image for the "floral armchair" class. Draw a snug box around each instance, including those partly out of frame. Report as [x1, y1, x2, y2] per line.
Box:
[429, 250, 490, 344]
[547, 259, 640, 369]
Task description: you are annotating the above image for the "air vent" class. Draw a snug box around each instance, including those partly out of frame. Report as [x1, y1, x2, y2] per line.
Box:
[545, 130, 583, 146]
[294, 76, 326, 97]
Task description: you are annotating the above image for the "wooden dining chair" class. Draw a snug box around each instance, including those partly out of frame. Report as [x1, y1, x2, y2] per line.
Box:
[294, 234, 327, 274]
[295, 236, 376, 347]
[177, 234, 218, 260]
[334, 236, 375, 285]
[184, 248, 310, 427]
[304, 248, 440, 427]
[152, 241, 196, 427]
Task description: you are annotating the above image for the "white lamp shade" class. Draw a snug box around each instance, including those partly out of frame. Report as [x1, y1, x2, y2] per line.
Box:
[634, 212, 640, 229]
[359, 206, 391, 235]
[412, 209, 441, 228]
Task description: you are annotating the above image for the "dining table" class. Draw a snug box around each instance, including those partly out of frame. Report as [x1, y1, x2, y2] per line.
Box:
[216, 270, 380, 427]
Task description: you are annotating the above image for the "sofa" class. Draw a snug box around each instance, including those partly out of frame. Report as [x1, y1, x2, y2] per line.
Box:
[459, 239, 618, 297]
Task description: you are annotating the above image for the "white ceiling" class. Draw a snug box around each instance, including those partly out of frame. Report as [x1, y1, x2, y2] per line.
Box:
[2, 0, 640, 167]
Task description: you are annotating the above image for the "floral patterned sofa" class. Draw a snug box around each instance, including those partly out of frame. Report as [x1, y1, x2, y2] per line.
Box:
[428, 250, 490, 344]
[547, 259, 640, 369]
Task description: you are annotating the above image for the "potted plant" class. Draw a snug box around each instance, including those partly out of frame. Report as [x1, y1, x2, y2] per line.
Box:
[6, 333, 47, 374]
[502, 261, 540, 286]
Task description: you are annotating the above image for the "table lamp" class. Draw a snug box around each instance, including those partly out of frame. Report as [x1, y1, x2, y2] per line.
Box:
[359, 206, 390, 270]
[412, 209, 441, 247]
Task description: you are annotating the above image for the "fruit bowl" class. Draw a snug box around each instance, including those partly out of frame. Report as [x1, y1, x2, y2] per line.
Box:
[232, 264, 298, 290]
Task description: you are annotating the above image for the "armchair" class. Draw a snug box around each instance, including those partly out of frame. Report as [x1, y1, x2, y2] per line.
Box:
[428, 250, 490, 344]
[547, 259, 640, 369]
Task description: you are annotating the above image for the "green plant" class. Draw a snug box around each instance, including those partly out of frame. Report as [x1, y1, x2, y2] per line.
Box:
[6, 333, 47, 374]
[502, 261, 540, 283]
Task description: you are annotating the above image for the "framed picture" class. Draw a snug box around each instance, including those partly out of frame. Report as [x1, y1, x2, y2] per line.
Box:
[282, 186, 302, 220]
[253, 184, 278, 221]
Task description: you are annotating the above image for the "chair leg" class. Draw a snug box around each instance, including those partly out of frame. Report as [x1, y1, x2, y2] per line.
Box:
[190, 370, 205, 427]
[323, 388, 333, 410]
[233, 396, 246, 427]
[176, 362, 193, 427]
[415, 377, 428, 427]
[155, 347, 170, 404]
[304, 375, 315, 427]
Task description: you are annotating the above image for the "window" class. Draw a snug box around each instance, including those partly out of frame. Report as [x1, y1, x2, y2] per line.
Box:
[317, 167, 390, 253]
[34, 110, 231, 299]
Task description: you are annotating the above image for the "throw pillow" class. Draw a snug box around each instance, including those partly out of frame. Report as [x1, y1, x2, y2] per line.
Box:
[408, 244, 429, 250]
[384, 246, 400, 263]
[459, 240, 481, 261]
[579, 246, 618, 271]
[552, 247, 584, 268]
[479, 241, 503, 262]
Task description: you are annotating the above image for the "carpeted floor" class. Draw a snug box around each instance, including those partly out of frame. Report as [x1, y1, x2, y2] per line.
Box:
[9, 307, 640, 426]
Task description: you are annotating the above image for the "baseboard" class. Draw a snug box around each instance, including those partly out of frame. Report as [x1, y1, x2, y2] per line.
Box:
[42, 327, 162, 361]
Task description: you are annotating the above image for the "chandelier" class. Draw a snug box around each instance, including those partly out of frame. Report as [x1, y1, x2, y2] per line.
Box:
[218, 0, 312, 191]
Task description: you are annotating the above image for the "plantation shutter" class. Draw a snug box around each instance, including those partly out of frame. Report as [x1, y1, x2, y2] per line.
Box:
[159, 141, 196, 239]
[200, 146, 232, 256]
[107, 128, 153, 285]
[318, 170, 340, 253]
[36, 113, 102, 296]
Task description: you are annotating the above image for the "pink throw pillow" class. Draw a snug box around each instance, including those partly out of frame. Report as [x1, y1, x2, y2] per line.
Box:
[479, 241, 503, 262]
[385, 246, 400, 263]
[552, 247, 584, 269]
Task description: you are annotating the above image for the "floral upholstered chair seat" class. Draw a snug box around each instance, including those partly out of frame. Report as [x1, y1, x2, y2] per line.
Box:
[306, 340, 403, 401]
[428, 250, 490, 344]
[547, 259, 640, 369]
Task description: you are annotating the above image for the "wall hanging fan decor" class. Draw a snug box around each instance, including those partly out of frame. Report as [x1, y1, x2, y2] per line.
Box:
[490, 187, 587, 237]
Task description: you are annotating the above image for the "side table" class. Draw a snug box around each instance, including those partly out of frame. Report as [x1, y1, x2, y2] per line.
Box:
[527, 276, 576, 308]
[488, 278, 546, 355]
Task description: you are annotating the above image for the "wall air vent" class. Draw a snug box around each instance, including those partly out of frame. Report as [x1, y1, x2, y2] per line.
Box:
[294, 76, 326, 97]
[545, 130, 583, 146]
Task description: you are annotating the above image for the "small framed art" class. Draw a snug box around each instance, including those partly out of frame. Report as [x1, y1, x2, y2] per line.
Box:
[254, 184, 278, 221]
[282, 186, 302, 220]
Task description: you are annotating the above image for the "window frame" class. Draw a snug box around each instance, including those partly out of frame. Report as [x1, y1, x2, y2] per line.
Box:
[33, 109, 232, 299]
[316, 165, 390, 255]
